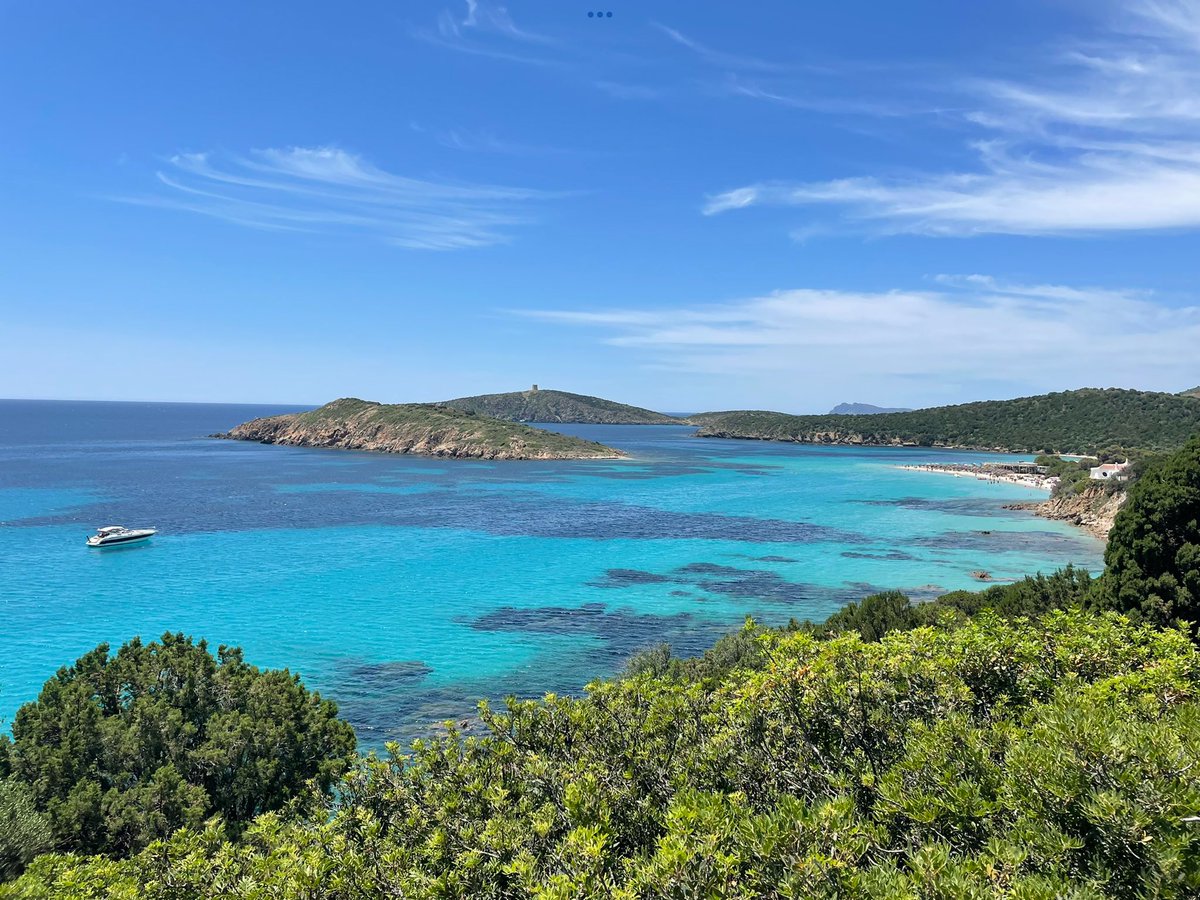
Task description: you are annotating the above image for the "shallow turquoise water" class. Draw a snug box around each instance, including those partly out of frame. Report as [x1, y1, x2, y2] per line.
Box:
[0, 401, 1103, 744]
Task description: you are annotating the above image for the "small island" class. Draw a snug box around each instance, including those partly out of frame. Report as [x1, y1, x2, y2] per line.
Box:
[441, 386, 681, 425]
[217, 398, 625, 460]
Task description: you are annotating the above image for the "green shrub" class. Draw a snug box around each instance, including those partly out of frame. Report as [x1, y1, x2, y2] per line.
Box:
[0, 777, 52, 882]
[8, 612, 1200, 898]
[6, 633, 356, 858]
[1098, 433, 1200, 628]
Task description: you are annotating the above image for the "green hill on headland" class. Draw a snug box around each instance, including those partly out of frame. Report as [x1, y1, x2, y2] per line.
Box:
[691, 388, 1200, 454]
[218, 398, 623, 460]
[1181, 385, 1200, 399]
[441, 387, 680, 425]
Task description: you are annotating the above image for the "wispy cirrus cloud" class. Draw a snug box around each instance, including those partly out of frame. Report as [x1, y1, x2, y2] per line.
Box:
[409, 0, 560, 66]
[705, 1, 1200, 236]
[117, 146, 558, 250]
[410, 122, 568, 156]
[516, 276, 1200, 399]
[652, 23, 791, 74]
[651, 22, 942, 118]
[722, 74, 954, 119]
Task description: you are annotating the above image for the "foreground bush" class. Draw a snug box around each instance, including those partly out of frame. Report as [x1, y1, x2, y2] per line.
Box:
[1099, 433, 1200, 628]
[0, 778, 51, 881]
[9, 610, 1200, 898]
[3, 633, 356, 859]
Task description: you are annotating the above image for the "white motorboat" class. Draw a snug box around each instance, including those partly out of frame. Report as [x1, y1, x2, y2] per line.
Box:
[86, 525, 157, 548]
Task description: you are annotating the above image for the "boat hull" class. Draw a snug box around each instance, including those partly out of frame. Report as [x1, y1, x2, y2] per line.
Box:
[87, 532, 155, 548]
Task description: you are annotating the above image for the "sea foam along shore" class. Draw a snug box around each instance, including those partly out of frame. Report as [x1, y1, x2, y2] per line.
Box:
[897, 463, 1054, 492]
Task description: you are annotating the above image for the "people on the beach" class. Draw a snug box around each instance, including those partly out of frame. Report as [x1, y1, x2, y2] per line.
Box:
[898, 463, 1055, 492]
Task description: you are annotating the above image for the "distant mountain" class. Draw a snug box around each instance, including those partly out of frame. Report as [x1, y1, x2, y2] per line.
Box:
[218, 398, 623, 460]
[441, 387, 680, 425]
[828, 402, 912, 415]
[1180, 386, 1200, 399]
[691, 388, 1200, 454]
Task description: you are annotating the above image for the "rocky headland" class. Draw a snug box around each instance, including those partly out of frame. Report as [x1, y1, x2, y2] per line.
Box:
[1006, 484, 1127, 541]
[217, 398, 625, 461]
[689, 388, 1200, 454]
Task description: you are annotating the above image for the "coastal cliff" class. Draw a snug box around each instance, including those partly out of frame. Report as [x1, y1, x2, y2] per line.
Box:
[218, 398, 625, 461]
[1008, 484, 1127, 541]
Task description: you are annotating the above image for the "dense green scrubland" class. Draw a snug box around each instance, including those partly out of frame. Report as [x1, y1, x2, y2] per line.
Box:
[8, 611, 1200, 899]
[691, 388, 1200, 454]
[441, 388, 681, 425]
[220, 397, 624, 460]
[2, 435, 1198, 898]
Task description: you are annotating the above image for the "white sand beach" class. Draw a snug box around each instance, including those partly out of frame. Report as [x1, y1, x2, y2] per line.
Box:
[897, 463, 1055, 492]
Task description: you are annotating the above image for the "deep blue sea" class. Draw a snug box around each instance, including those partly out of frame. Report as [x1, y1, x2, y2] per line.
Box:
[0, 400, 1104, 745]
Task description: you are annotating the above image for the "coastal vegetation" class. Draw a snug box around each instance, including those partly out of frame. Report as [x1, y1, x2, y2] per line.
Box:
[4, 434, 1200, 897]
[1034, 454, 1097, 497]
[7, 609, 1200, 898]
[1098, 433, 1200, 630]
[0, 634, 355, 858]
[442, 388, 681, 425]
[691, 388, 1200, 454]
[0, 778, 50, 881]
[219, 397, 625, 460]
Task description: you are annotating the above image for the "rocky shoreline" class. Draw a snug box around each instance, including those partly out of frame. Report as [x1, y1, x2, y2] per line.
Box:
[898, 463, 1122, 541]
[694, 427, 986, 450]
[218, 398, 626, 461]
[1005, 485, 1126, 541]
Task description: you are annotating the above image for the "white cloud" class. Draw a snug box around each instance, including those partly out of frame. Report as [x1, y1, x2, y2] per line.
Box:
[410, 0, 559, 66]
[117, 146, 558, 250]
[516, 276, 1200, 403]
[411, 123, 565, 156]
[721, 77, 936, 118]
[652, 23, 790, 73]
[704, 0, 1200, 236]
[459, 0, 552, 43]
[702, 186, 758, 215]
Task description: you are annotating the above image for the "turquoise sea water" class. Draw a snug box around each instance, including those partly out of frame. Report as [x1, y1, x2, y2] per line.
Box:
[0, 400, 1104, 745]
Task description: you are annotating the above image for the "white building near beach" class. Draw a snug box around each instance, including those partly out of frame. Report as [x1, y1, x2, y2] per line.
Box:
[1090, 462, 1130, 481]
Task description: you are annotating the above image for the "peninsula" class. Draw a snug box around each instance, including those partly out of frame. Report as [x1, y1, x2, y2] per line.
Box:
[218, 398, 625, 460]
[691, 388, 1200, 454]
[441, 386, 680, 425]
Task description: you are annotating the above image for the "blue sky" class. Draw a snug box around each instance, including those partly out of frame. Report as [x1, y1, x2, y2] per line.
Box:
[2, 0, 1198, 411]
